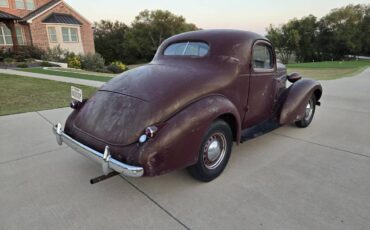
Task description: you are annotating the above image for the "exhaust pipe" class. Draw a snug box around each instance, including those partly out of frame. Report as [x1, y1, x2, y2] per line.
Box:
[90, 171, 119, 184]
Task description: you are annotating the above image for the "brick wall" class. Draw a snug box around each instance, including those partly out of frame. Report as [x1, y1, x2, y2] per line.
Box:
[29, 2, 95, 54]
[0, 0, 53, 17]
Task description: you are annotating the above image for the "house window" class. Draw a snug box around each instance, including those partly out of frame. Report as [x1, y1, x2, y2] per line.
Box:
[15, 0, 34, 10]
[0, 0, 9, 7]
[47, 27, 57, 43]
[0, 24, 25, 45]
[15, 0, 25, 9]
[16, 27, 24, 45]
[0, 24, 13, 45]
[25, 0, 34, 10]
[62, 27, 79, 42]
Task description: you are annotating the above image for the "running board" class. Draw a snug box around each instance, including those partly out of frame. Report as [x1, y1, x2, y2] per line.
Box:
[241, 120, 281, 143]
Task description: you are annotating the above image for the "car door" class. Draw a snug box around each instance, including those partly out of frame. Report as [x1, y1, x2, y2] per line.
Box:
[242, 41, 277, 127]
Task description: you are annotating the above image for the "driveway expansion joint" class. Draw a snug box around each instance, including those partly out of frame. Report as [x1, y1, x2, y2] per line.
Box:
[36, 111, 54, 126]
[121, 176, 191, 230]
[0, 146, 67, 165]
[272, 132, 370, 159]
[324, 105, 370, 116]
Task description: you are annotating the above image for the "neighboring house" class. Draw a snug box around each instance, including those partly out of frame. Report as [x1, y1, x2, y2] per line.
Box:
[0, 0, 95, 54]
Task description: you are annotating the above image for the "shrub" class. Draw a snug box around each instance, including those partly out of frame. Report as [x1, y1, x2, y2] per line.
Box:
[40, 61, 60, 67]
[14, 46, 45, 61]
[16, 63, 28, 68]
[42, 45, 68, 62]
[25, 58, 35, 64]
[80, 53, 105, 72]
[68, 55, 81, 69]
[4, 57, 15, 64]
[107, 61, 128, 73]
[0, 50, 7, 62]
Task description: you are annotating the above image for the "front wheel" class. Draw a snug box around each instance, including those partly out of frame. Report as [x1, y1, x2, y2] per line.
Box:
[187, 120, 233, 182]
[295, 95, 316, 128]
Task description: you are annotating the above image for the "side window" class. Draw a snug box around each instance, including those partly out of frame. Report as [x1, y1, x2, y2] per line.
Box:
[252, 44, 274, 71]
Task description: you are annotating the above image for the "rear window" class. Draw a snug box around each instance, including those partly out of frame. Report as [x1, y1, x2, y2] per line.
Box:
[164, 41, 209, 57]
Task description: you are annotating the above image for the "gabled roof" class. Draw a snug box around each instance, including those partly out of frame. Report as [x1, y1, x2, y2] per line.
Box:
[42, 13, 81, 25]
[22, 0, 62, 22]
[0, 11, 21, 20]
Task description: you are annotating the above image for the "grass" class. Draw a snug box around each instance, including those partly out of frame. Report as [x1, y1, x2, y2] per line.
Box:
[17, 67, 114, 82]
[0, 74, 97, 116]
[48, 67, 115, 77]
[287, 60, 370, 80]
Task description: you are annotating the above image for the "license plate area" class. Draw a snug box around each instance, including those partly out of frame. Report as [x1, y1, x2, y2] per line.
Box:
[71, 86, 83, 102]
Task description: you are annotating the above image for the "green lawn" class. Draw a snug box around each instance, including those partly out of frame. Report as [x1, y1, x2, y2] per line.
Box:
[0, 74, 97, 116]
[287, 60, 370, 80]
[17, 67, 114, 82]
[47, 67, 115, 77]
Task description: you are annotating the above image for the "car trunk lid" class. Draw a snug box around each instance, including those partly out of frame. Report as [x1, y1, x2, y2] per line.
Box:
[73, 91, 151, 146]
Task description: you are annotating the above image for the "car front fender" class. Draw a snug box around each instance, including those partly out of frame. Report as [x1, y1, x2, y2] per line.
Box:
[279, 79, 322, 124]
[137, 95, 241, 176]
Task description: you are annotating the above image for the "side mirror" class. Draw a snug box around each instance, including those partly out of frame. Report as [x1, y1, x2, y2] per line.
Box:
[287, 72, 302, 83]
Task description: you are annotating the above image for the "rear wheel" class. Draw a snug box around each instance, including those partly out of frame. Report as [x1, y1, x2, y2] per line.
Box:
[295, 95, 316, 128]
[187, 120, 233, 182]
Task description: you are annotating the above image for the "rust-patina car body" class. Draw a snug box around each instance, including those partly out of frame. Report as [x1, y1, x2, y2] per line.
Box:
[53, 30, 322, 182]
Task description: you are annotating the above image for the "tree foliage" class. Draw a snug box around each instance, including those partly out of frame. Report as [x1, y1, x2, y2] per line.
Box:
[267, 4, 370, 63]
[123, 10, 198, 63]
[94, 20, 128, 64]
[94, 10, 198, 64]
[266, 23, 300, 64]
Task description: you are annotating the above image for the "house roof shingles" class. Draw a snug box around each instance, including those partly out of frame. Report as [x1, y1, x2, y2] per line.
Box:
[42, 13, 82, 25]
[22, 0, 62, 21]
[0, 11, 21, 20]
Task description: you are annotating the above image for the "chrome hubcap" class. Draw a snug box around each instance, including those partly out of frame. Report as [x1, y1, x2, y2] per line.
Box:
[305, 98, 314, 122]
[203, 132, 227, 169]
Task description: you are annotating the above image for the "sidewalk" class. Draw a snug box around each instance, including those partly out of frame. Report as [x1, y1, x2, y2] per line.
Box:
[0, 68, 104, 87]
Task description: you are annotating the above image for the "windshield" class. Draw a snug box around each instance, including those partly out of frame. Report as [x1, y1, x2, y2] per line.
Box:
[164, 41, 209, 57]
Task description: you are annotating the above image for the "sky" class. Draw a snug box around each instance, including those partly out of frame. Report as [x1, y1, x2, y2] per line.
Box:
[65, 0, 370, 34]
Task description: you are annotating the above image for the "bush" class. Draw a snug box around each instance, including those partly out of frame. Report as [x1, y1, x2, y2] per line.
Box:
[80, 53, 105, 72]
[42, 45, 68, 62]
[14, 46, 45, 61]
[40, 61, 60, 67]
[25, 58, 35, 64]
[4, 57, 15, 64]
[107, 61, 128, 73]
[68, 55, 81, 69]
[16, 63, 28, 68]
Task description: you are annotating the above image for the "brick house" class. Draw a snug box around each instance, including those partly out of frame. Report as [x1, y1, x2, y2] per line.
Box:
[0, 0, 95, 54]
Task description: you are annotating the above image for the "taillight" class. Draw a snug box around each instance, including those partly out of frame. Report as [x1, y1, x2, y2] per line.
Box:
[145, 126, 158, 138]
[139, 125, 160, 144]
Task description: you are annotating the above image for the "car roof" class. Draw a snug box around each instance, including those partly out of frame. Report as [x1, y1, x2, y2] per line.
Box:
[155, 29, 269, 60]
[168, 29, 265, 42]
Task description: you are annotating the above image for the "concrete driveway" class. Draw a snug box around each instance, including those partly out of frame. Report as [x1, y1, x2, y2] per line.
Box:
[1, 69, 370, 230]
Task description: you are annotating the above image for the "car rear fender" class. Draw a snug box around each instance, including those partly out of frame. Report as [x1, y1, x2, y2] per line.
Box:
[137, 95, 241, 176]
[279, 79, 322, 124]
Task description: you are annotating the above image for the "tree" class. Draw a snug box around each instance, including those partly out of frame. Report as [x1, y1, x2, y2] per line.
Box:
[94, 20, 128, 64]
[318, 4, 365, 59]
[266, 23, 300, 64]
[266, 4, 369, 62]
[360, 5, 370, 56]
[291, 15, 319, 62]
[123, 10, 198, 63]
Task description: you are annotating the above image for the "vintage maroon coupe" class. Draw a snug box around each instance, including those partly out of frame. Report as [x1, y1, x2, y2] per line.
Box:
[53, 30, 322, 183]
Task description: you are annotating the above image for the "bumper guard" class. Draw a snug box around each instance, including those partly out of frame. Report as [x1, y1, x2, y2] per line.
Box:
[52, 123, 144, 177]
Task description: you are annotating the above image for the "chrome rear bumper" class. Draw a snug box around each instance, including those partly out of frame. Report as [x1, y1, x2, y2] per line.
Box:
[52, 123, 144, 177]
